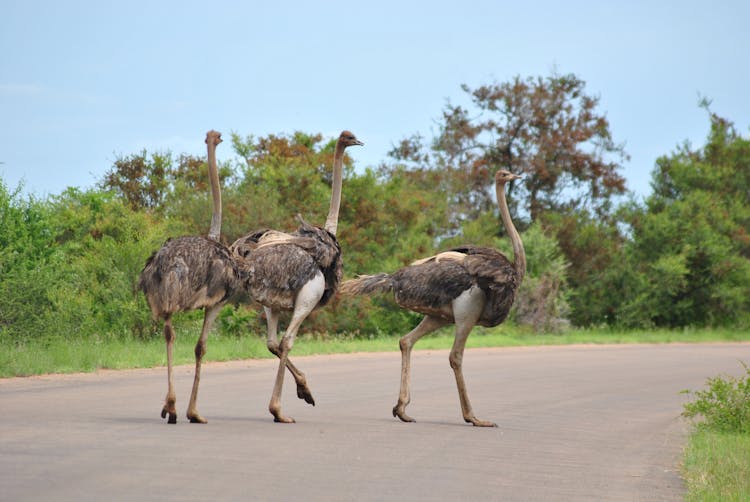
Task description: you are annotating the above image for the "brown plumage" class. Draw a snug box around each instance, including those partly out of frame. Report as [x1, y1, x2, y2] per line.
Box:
[230, 130, 362, 423]
[339, 169, 525, 427]
[230, 218, 342, 310]
[344, 245, 518, 327]
[140, 236, 243, 316]
[138, 130, 238, 424]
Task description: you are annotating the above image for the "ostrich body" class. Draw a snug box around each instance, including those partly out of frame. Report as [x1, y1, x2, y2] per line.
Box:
[139, 130, 243, 424]
[340, 169, 524, 427]
[230, 130, 363, 423]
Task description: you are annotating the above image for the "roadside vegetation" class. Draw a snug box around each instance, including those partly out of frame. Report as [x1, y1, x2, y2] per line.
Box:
[682, 362, 750, 501]
[2, 76, 747, 353]
[3, 324, 748, 378]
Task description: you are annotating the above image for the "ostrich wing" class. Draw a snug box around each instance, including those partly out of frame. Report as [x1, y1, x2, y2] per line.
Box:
[390, 259, 474, 321]
[292, 219, 342, 306]
[450, 245, 519, 327]
[140, 236, 243, 315]
[229, 229, 271, 259]
[450, 246, 517, 289]
[231, 224, 339, 271]
[293, 218, 341, 270]
[240, 226, 342, 310]
[232, 216, 343, 310]
[245, 244, 321, 310]
[388, 246, 518, 326]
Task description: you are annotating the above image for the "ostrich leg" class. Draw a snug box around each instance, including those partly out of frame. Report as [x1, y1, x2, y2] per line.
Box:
[264, 307, 315, 405]
[268, 273, 324, 423]
[392, 316, 448, 422]
[449, 287, 497, 427]
[161, 316, 178, 424]
[186, 303, 223, 424]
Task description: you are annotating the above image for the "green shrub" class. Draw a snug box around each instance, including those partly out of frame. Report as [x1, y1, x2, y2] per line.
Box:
[0, 180, 63, 342]
[217, 305, 259, 338]
[682, 361, 750, 434]
[621, 113, 750, 329]
[45, 188, 174, 341]
[509, 223, 571, 333]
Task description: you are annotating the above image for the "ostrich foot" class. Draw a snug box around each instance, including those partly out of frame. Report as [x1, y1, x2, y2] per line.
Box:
[269, 404, 295, 423]
[161, 406, 177, 424]
[296, 382, 315, 406]
[392, 405, 415, 423]
[268, 345, 314, 406]
[465, 416, 498, 427]
[187, 411, 207, 424]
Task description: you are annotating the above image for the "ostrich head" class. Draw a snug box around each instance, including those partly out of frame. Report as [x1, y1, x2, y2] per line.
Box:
[338, 130, 364, 148]
[495, 169, 521, 184]
[205, 130, 223, 146]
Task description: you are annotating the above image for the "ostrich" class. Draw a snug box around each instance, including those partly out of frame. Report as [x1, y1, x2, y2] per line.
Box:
[139, 130, 244, 424]
[230, 130, 363, 423]
[339, 169, 525, 427]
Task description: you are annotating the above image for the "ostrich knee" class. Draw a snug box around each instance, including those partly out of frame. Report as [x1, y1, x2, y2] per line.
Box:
[164, 325, 175, 344]
[266, 339, 280, 355]
[449, 351, 463, 371]
[279, 336, 293, 354]
[195, 340, 206, 360]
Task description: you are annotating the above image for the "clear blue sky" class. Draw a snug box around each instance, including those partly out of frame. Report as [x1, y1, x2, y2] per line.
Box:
[2, 0, 748, 199]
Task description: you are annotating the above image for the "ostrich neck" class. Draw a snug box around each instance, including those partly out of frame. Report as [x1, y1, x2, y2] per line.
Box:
[324, 141, 345, 236]
[496, 181, 525, 282]
[207, 140, 222, 242]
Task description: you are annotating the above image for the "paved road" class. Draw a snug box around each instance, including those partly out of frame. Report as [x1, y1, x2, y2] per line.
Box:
[2, 343, 749, 501]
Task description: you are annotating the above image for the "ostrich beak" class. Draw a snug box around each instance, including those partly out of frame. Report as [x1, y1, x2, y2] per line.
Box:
[354, 139, 364, 146]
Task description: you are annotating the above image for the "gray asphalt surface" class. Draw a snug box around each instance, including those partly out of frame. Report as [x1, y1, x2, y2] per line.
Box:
[2, 343, 749, 501]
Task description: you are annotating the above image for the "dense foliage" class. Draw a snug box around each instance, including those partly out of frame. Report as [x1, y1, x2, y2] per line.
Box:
[0, 184, 172, 343]
[618, 112, 750, 327]
[683, 361, 750, 434]
[389, 72, 628, 224]
[1, 73, 748, 345]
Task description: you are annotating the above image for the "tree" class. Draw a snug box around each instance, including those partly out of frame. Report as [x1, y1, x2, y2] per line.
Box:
[542, 209, 629, 326]
[100, 150, 173, 210]
[619, 110, 750, 327]
[222, 131, 342, 240]
[390, 72, 628, 224]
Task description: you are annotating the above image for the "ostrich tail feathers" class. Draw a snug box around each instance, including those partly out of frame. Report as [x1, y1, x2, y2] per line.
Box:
[339, 273, 394, 296]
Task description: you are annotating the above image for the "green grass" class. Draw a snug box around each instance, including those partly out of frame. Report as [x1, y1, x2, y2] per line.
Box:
[682, 430, 750, 501]
[2, 325, 748, 378]
[681, 360, 750, 501]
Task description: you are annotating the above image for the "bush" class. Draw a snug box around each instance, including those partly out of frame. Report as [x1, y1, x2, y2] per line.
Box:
[4, 182, 209, 345]
[682, 361, 750, 434]
[217, 305, 259, 338]
[509, 223, 571, 333]
[0, 180, 64, 342]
